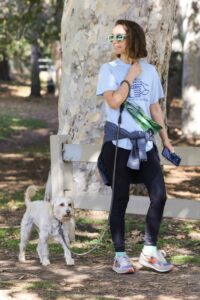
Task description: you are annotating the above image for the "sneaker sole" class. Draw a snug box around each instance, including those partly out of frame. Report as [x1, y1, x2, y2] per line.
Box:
[112, 267, 135, 274]
[139, 258, 173, 273]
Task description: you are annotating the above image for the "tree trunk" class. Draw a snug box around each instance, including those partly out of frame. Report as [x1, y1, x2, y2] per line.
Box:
[30, 43, 41, 97]
[0, 56, 11, 81]
[47, 0, 177, 197]
[52, 40, 62, 96]
[182, 0, 200, 140]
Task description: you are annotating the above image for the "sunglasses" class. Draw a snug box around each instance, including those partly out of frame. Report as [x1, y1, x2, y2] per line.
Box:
[108, 34, 127, 43]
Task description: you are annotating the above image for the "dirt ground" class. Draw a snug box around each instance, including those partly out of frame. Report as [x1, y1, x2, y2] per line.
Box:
[0, 85, 200, 300]
[1, 256, 200, 300]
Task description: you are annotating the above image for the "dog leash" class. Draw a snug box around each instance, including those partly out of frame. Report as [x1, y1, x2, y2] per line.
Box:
[57, 220, 108, 256]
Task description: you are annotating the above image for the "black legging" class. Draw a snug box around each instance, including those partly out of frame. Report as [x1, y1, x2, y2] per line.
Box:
[101, 142, 167, 252]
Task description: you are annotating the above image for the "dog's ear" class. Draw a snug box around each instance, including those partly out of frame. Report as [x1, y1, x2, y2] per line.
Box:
[50, 198, 55, 207]
[64, 190, 75, 206]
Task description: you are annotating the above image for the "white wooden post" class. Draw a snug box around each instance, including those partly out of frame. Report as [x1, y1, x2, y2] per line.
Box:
[50, 135, 73, 198]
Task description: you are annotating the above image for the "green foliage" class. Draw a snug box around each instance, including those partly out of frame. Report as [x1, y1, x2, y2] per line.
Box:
[0, 0, 64, 60]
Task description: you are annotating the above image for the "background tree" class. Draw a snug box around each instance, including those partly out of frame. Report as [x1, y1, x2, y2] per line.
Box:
[51, 0, 178, 196]
[181, 0, 200, 140]
[0, 0, 63, 96]
[166, 3, 184, 118]
[0, 1, 22, 80]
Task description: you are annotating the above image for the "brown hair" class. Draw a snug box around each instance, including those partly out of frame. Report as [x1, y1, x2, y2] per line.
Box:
[115, 19, 147, 60]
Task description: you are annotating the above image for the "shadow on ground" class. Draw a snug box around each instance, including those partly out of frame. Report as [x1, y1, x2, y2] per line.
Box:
[1, 255, 200, 300]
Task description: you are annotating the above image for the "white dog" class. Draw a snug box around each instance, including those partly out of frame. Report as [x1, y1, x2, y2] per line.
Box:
[18, 185, 75, 266]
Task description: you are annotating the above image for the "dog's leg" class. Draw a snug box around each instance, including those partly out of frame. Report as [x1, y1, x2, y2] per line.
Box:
[19, 214, 33, 263]
[57, 235, 74, 265]
[37, 231, 50, 266]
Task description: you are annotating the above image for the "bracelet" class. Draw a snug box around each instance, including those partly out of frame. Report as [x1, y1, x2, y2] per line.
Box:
[120, 80, 131, 98]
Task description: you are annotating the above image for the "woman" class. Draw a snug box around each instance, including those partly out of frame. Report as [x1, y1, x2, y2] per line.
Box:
[96, 19, 174, 274]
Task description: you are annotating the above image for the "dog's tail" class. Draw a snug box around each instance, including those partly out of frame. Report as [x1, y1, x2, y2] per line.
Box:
[25, 185, 38, 206]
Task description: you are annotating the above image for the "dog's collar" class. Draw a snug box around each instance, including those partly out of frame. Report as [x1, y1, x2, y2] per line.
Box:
[58, 219, 62, 224]
[55, 218, 63, 229]
[56, 219, 69, 249]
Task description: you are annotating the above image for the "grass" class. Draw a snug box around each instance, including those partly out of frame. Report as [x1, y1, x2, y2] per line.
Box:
[0, 190, 23, 208]
[26, 281, 61, 300]
[0, 281, 12, 289]
[27, 281, 58, 290]
[0, 188, 45, 209]
[0, 182, 199, 266]
[11, 142, 50, 156]
[0, 114, 47, 141]
[0, 227, 19, 239]
[1, 212, 199, 266]
[171, 255, 200, 265]
[18, 144, 50, 156]
[25, 289, 69, 300]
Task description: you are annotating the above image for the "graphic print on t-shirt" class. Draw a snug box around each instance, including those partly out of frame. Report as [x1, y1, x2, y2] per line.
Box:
[129, 79, 150, 100]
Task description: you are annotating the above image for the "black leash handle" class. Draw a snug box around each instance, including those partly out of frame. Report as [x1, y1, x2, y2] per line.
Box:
[109, 104, 124, 222]
[118, 103, 124, 125]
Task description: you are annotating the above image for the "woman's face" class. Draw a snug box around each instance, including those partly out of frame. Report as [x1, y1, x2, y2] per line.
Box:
[111, 24, 127, 56]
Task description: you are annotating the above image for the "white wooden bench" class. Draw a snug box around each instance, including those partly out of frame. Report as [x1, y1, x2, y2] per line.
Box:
[50, 135, 200, 220]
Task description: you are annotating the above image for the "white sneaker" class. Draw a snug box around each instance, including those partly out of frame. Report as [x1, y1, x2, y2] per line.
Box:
[139, 249, 173, 273]
[112, 254, 134, 274]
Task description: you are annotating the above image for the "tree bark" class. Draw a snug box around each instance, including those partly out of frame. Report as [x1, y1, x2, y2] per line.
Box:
[182, 0, 200, 139]
[30, 43, 41, 97]
[52, 40, 62, 96]
[47, 0, 177, 197]
[0, 56, 11, 81]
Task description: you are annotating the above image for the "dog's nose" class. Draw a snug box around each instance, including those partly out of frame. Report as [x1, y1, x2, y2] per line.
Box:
[66, 209, 71, 215]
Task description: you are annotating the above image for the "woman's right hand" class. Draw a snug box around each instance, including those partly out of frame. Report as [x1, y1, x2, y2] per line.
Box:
[129, 61, 142, 79]
[122, 60, 142, 85]
[103, 62, 142, 110]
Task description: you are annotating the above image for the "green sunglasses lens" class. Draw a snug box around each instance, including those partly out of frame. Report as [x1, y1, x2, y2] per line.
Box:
[108, 34, 126, 42]
[108, 34, 114, 42]
[116, 34, 124, 41]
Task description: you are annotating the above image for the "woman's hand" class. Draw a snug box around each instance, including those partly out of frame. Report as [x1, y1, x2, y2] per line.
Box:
[163, 140, 175, 153]
[126, 61, 142, 82]
[103, 62, 142, 109]
[103, 62, 142, 110]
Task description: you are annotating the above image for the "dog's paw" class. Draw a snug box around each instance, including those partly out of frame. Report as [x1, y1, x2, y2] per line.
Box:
[66, 257, 75, 265]
[41, 258, 50, 266]
[18, 254, 26, 263]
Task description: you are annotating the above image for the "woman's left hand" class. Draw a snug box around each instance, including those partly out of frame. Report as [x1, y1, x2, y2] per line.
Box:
[163, 141, 175, 153]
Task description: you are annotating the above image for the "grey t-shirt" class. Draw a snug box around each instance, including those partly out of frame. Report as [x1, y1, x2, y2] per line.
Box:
[96, 58, 164, 151]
